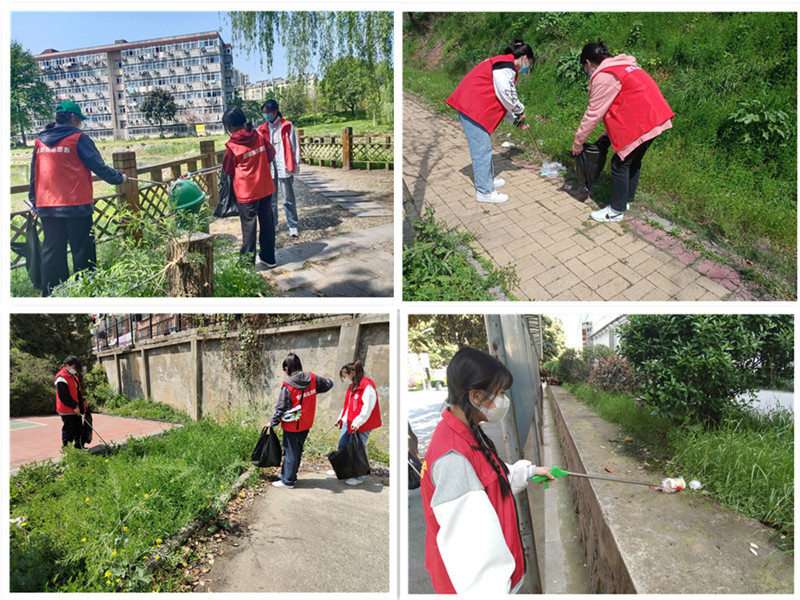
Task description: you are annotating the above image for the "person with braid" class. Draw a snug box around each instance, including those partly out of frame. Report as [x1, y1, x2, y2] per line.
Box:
[420, 347, 554, 594]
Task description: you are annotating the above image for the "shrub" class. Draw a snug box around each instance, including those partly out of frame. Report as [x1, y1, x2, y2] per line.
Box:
[9, 348, 55, 416]
[556, 348, 590, 383]
[589, 355, 638, 394]
[582, 344, 615, 367]
[83, 363, 115, 407]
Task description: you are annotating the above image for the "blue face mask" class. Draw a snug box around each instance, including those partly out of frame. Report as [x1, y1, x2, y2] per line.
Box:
[264, 113, 277, 123]
[520, 65, 529, 75]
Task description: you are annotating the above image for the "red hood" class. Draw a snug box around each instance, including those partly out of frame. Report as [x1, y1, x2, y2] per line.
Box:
[229, 128, 262, 148]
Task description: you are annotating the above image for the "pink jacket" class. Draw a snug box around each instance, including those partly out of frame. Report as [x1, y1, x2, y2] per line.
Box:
[572, 54, 672, 161]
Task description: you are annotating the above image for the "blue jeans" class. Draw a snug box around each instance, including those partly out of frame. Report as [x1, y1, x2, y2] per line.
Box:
[458, 111, 495, 195]
[272, 176, 299, 230]
[338, 429, 371, 481]
[281, 429, 309, 486]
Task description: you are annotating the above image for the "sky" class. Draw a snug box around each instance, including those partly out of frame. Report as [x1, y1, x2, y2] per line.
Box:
[552, 313, 621, 349]
[11, 11, 291, 81]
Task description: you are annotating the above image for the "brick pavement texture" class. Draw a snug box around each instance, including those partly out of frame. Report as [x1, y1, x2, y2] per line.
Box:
[403, 95, 746, 301]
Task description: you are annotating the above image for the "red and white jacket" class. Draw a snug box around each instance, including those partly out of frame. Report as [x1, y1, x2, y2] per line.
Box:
[446, 54, 525, 133]
[338, 376, 381, 433]
[55, 367, 84, 415]
[223, 129, 276, 203]
[258, 118, 300, 178]
[421, 408, 528, 594]
[34, 133, 93, 208]
[280, 374, 318, 433]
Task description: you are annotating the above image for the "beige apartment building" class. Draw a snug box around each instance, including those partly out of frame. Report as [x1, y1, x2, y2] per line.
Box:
[34, 31, 235, 140]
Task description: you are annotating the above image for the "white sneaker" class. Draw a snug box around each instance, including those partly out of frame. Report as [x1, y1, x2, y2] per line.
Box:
[476, 190, 509, 204]
[272, 480, 294, 489]
[289, 227, 299, 237]
[255, 255, 276, 271]
[590, 206, 624, 222]
[326, 469, 336, 477]
[493, 177, 506, 188]
[345, 477, 365, 486]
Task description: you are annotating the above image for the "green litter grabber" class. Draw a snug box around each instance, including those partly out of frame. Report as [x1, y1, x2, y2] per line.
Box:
[531, 466, 672, 490]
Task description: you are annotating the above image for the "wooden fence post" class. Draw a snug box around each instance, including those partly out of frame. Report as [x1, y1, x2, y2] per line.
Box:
[113, 150, 141, 240]
[342, 126, 353, 170]
[199, 139, 219, 209]
[297, 128, 304, 158]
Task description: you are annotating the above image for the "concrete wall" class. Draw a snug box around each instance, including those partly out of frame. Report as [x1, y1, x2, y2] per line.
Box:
[97, 315, 390, 450]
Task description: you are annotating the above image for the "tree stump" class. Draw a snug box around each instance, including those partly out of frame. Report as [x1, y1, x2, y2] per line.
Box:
[165, 232, 215, 297]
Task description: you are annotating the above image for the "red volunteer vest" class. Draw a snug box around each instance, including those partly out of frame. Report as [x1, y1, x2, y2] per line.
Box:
[344, 376, 381, 433]
[225, 132, 276, 203]
[593, 63, 675, 152]
[34, 132, 93, 208]
[55, 367, 82, 415]
[421, 409, 525, 593]
[280, 373, 318, 432]
[446, 54, 518, 133]
[257, 119, 297, 173]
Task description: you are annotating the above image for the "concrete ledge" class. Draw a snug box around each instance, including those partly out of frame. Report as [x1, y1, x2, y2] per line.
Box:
[548, 385, 793, 594]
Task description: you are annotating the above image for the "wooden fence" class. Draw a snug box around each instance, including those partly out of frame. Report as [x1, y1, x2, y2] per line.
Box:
[298, 127, 393, 170]
[10, 140, 223, 270]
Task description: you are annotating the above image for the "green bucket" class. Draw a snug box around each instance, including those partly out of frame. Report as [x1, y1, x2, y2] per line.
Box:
[169, 179, 206, 214]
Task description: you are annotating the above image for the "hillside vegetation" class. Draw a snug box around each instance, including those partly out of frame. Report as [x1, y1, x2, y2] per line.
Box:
[404, 13, 797, 296]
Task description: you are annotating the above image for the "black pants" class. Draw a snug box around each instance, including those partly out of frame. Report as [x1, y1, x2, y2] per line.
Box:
[237, 196, 275, 264]
[61, 414, 84, 448]
[40, 216, 96, 296]
[610, 139, 654, 213]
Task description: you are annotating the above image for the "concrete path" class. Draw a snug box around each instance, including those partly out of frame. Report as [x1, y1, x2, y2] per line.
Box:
[9, 414, 178, 472]
[265, 222, 394, 297]
[199, 471, 390, 593]
[403, 94, 742, 301]
[297, 173, 393, 217]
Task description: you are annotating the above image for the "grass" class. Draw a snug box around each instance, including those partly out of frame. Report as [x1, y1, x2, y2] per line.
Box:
[9, 419, 258, 592]
[403, 205, 518, 300]
[99, 396, 192, 424]
[404, 13, 797, 297]
[567, 382, 794, 548]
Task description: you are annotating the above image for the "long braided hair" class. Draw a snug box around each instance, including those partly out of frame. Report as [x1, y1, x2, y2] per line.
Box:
[446, 347, 514, 498]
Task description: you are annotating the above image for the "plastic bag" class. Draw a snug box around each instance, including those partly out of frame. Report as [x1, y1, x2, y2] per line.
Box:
[251, 426, 282, 468]
[10, 213, 42, 289]
[214, 172, 239, 218]
[540, 161, 567, 178]
[81, 406, 94, 446]
[571, 134, 610, 190]
[408, 451, 422, 490]
[660, 476, 686, 493]
[328, 434, 371, 480]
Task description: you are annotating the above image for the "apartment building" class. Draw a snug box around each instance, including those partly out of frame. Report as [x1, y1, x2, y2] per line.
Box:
[34, 31, 235, 140]
[238, 74, 317, 102]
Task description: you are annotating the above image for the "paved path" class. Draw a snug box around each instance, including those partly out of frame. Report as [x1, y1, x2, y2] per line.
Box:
[9, 414, 178, 472]
[199, 470, 390, 593]
[403, 94, 742, 301]
[297, 173, 393, 217]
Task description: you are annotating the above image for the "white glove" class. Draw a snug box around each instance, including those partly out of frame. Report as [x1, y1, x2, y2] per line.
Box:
[507, 460, 534, 495]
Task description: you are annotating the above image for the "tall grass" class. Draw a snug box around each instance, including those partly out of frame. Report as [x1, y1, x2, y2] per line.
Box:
[568, 383, 794, 547]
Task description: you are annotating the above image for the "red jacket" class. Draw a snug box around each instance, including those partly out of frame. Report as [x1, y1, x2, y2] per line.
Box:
[342, 376, 381, 433]
[280, 373, 318, 433]
[446, 54, 517, 133]
[257, 119, 297, 172]
[421, 409, 525, 593]
[223, 129, 276, 203]
[55, 367, 83, 415]
[593, 63, 675, 152]
[34, 132, 93, 208]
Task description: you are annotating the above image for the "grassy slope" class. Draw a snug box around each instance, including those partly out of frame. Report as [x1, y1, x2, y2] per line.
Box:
[404, 13, 797, 292]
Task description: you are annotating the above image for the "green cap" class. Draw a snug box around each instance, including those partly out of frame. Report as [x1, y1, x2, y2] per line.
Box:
[55, 100, 87, 120]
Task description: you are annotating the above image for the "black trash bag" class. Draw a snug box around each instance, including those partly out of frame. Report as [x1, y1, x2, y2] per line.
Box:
[251, 426, 282, 467]
[214, 172, 239, 218]
[570, 133, 610, 191]
[328, 434, 371, 480]
[408, 451, 422, 490]
[10, 212, 42, 289]
[81, 407, 94, 447]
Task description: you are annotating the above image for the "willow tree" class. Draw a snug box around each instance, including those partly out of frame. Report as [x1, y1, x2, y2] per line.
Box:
[226, 11, 394, 77]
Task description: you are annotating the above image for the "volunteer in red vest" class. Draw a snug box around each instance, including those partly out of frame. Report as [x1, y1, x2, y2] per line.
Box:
[572, 40, 674, 223]
[29, 101, 127, 296]
[446, 38, 534, 204]
[421, 347, 554, 593]
[268, 352, 334, 489]
[222, 106, 277, 270]
[331, 360, 382, 486]
[258, 99, 301, 238]
[55, 356, 86, 449]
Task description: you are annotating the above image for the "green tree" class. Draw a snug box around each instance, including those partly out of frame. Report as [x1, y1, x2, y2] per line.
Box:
[10, 41, 54, 146]
[541, 315, 566, 363]
[408, 315, 487, 369]
[320, 57, 371, 116]
[227, 11, 393, 77]
[274, 78, 309, 119]
[619, 314, 794, 425]
[231, 90, 263, 123]
[139, 88, 177, 137]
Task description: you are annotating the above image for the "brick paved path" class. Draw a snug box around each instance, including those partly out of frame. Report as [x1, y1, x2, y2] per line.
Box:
[403, 94, 742, 301]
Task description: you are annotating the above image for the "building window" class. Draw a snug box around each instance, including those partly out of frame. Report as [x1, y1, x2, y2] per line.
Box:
[116, 61, 122, 68]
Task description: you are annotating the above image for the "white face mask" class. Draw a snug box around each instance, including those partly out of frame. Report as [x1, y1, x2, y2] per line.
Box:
[67, 367, 77, 375]
[472, 393, 510, 423]
[344, 377, 353, 386]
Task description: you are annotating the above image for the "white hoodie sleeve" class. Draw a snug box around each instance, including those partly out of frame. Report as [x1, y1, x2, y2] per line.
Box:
[430, 450, 515, 594]
[492, 66, 525, 123]
[289, 123, 301, 174]
[505, 460, 535, 495]
[350, 384, 377, 430]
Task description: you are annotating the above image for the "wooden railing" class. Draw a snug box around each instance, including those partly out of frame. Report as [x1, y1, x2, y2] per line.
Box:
[298, 127, 393, 170]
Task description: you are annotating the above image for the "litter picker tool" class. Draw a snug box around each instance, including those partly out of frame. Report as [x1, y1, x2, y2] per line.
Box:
[515, 118, 546, 163]
[81, 415, 112, 449]
[531, 465, 679, 490]
[304, 422, 339, 454]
